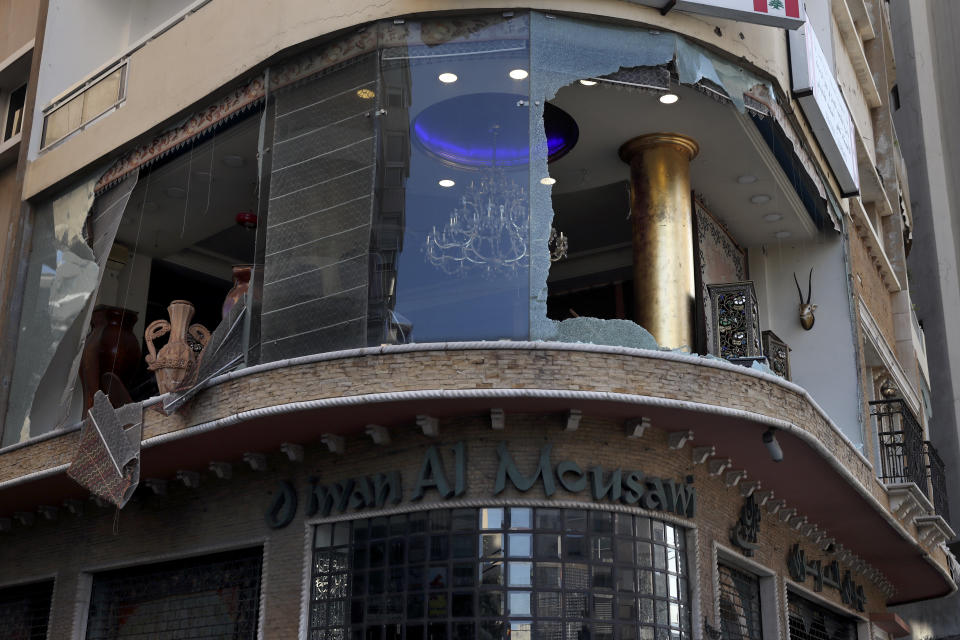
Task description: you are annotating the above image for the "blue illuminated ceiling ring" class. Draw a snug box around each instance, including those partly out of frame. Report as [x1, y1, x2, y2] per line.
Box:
[412, 93, 578, 169]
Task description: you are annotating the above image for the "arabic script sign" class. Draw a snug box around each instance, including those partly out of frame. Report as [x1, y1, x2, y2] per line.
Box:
[730, 494, 761, 556]
[787, 543, 867, 611]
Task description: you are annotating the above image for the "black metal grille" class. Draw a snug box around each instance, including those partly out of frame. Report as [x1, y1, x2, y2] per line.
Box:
[718, 564, 761, 640]
[0, 579, 54, 640]
[787, 593, 856, 640]
[926, 441, 951, 523]
[85, 547, 263, 639]
[870, 399, 927, 490]
[310, 507, 691, 640]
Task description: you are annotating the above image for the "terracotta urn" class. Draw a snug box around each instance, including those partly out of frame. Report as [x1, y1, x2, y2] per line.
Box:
[222, 264, 253, 320]
[80, 306, 141, 411]
[145, 300, 211, 394]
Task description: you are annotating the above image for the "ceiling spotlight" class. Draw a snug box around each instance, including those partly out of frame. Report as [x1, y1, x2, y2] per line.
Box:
[222, 154, 245, 168]
[774, 230, 792, 239]
[164, 187, 186, 199]
[763, 213, 783, 222]
[509, 69, 529, 80]
[737, 175, 757, 184]
[763, 428, 783, 462]
[659, 93, 679, 104]
[356, 88, 375, 100]
[540, 177, 556, 185]
[750, 194, 771, 204]
[438, 72, 458, 84]
[579, 79, 597, 86]
[438, 179, 456, 188]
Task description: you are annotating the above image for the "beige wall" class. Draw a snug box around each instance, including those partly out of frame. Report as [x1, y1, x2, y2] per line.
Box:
[0, 164, 16, 237]
[0, 0, 40, 63]
[23, 0, 792, 199]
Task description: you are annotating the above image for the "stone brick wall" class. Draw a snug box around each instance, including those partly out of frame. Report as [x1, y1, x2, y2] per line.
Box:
[0, 416, 889, 639]
[849, 228, 896, 352]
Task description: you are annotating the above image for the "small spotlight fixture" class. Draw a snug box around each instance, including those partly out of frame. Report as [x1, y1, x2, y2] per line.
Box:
[750, 194, 771, 204]
[774, 230, 792, 239]
[763, 213, 783, 222]
[438, 179, 456, 188]
[356, 88, 375, 100]
[540, 177, 556, 185]
[763, 428, 783, 462]
[509, 69, 529, 80]
[579, 79, 598, 86]
[737, 175, 757, 184]
[438, 72, 458, 84]
[659, 93, 679, 104]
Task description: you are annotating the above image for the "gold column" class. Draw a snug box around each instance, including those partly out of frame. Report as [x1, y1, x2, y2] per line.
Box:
[619, 133, 699, 351]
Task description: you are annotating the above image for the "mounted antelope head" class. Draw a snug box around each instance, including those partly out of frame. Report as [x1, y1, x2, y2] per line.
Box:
[793, 268, 816, 330]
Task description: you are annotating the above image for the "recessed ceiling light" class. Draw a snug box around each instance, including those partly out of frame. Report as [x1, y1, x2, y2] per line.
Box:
[737, 175, 757, 184]
[164, 187, 186, 199]
[750, 194, 771, 204]
[222, 154, 244, 168]
[356, 88, 375, 100]
[763, 213, 783, 222]
[774, 230, 792, 239]
[659, 93, 679, 104]
[509, 69, 529, 80]
[438, 72, 458, 84]
[579, 79, 597, 86]
[193, 170, 212, 180]
[540, 177, 556, 185]
[438, 179, 456, 188]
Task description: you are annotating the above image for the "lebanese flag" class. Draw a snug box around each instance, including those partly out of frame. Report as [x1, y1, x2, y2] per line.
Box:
[754, 0, 801, 18]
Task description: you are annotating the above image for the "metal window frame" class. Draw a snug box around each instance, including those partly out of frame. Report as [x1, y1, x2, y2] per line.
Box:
[300, 500, 699, 640]
[784, 584, 869, 640]
[713, 544, 779, 640]
[40, 60, 129, 151]
[2, 82, 27, 143]
[71, 537, 268, 640]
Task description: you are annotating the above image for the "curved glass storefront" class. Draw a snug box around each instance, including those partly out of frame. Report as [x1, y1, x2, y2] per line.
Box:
[310, 506, 690, 640]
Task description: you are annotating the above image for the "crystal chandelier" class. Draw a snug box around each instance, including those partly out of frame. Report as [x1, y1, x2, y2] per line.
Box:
[425, 168, 568, 276]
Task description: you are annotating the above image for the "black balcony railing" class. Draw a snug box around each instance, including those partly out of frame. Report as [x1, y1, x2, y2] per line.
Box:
[870, 399, 928, 490]
[926, 441, 951, 523]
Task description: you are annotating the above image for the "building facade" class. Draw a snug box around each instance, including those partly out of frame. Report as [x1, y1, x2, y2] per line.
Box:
[0, 1, 956, 639]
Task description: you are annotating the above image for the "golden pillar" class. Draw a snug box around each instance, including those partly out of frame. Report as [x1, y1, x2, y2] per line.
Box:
[618, 133, 699, 351]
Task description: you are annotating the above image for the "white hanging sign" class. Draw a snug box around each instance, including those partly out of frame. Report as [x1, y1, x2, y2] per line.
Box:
[627, 0, 805, 29]
[789, 23, 860, 196]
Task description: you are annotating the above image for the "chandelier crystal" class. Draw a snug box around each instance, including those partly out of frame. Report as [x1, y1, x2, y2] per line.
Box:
[425, 168, 568, 276]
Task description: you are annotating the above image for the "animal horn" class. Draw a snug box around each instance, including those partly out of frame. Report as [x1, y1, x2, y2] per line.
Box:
[806, 268, 813, 305]
[794, 272, 804, 303]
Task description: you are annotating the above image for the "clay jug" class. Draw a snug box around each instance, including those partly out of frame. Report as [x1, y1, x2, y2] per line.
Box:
[80, 306, 141, 411]
[145, 300, 210, 394]
[222, 265, 252, 320]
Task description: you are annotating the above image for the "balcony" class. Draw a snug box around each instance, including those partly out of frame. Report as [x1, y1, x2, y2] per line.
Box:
[870, 399, 951, 521]
[926, 441, 951, 523]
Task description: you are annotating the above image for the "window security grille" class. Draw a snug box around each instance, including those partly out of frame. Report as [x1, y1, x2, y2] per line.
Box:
[787, 593, 856, 640]
[0, 579, 54, 639]
[718, 564, 762, 640]
[85, 547, 263, 640]
[311, 507, 691, 640]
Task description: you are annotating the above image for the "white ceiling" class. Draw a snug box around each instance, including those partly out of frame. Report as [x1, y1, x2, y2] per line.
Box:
[116, 112, 261, 276]
[548, 82, 818, 251]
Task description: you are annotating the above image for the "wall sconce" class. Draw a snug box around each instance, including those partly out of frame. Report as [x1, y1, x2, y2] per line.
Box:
[763, 428, 783, 462]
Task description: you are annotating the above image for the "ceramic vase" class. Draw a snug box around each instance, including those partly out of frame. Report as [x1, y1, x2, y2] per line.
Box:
[145, 300, 210, 394]
[80, 306, 141, 410]
[222, 265, 252, 320]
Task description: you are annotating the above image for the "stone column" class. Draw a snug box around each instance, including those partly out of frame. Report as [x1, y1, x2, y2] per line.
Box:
[619, 133, 699, 351]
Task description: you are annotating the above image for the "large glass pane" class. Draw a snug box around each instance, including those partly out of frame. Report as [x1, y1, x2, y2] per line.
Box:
[370, 14, 532, 345]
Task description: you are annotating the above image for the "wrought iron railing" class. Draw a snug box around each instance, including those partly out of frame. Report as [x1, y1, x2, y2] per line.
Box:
[926, 441, 951, 522]
[870, 399, 928, 491]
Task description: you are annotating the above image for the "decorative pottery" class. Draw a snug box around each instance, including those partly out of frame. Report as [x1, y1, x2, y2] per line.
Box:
[145, 300, 211, 394]
[80, 306, 141, 411]
[222, 265, 253, 320]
